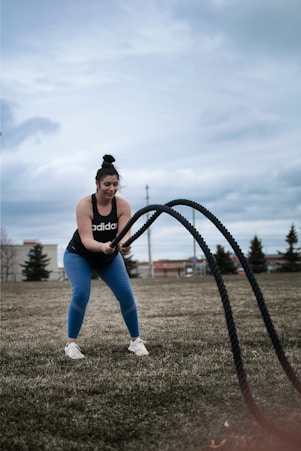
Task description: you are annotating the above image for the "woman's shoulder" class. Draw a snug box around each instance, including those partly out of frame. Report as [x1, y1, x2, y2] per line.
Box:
[76, 195, 93, 212]
[115, 195, 131, 214]
[115, 195, 130, 207]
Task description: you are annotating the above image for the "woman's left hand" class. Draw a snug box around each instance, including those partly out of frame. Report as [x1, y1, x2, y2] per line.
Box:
[119, 243, 131, 254]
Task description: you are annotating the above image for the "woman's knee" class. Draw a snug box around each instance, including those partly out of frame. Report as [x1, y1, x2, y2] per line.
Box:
[71, 287, 90, 309]
[118, 288, 137, 311]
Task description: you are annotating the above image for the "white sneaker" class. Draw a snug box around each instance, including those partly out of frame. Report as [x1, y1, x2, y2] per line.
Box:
[128, 338, 149, 356]
[65, 342, 85, 359]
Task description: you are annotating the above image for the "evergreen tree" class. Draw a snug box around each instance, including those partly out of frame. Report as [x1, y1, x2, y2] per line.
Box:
[122, 252, 139, 278]
[248, 235, 267, 273]
[20, 243, 51, 281]
[214, 244, 237, 275]
[278, 224, 301, 272]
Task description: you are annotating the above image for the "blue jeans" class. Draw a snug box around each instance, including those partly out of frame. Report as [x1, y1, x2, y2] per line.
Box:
[64, 251, 140, 339]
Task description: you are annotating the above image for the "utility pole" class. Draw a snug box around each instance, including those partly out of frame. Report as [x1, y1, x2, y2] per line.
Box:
[146, 185, 153, 278]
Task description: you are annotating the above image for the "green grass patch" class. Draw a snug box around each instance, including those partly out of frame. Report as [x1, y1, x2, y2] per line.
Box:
[1, 274, 300, 450]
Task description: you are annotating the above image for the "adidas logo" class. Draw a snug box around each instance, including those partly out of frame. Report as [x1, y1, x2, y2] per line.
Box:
[92, 222, 118, 231]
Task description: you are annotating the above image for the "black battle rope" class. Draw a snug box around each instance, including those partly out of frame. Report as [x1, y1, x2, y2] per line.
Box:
[111, 203, 301, 447]
[121, 199, 301, 396]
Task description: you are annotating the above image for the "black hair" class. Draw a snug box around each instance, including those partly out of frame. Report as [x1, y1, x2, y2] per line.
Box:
[95, 154, 120, 181]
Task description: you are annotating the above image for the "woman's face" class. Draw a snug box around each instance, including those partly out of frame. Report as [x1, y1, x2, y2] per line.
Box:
[96, 175, 119, 199]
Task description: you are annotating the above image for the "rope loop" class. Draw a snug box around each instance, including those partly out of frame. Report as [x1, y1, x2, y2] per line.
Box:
[111, 200, 301, 447]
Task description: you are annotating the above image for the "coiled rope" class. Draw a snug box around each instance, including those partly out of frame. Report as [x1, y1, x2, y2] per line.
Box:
[111, 201, 301, 447]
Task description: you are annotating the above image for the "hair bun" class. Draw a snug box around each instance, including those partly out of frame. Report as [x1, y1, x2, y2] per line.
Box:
[96, 154, 119, 181]
[102, 154, 115, 165]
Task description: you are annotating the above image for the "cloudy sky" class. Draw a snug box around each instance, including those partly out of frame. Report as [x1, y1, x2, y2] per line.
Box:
[2, 0, 301, 265]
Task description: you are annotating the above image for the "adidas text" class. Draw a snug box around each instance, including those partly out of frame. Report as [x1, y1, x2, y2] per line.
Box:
[92, 222, 118, 231]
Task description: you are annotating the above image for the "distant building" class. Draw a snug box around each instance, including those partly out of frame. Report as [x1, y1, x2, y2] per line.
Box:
[136, 254, 283, 278]
[1, 240, 60, 282]
[2, 241, 284, 281]
[137, 258, 207, 278]
[231, 254, 284, 274]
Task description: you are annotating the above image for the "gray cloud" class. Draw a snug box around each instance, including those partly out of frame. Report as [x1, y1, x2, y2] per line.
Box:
[277, 163, 301, 190]
[201, 107, 283, 143]
[222, 0, 301, 57]
[1, 99, 60, 150]
[1, 0, 300, 263]
[173, 0, 301, 58]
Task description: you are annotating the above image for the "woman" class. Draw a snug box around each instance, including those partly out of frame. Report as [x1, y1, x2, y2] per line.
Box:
[64, 155, 149, 359]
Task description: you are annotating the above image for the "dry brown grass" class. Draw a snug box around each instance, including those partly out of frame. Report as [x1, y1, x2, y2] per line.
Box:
[1, 273, 301, 450]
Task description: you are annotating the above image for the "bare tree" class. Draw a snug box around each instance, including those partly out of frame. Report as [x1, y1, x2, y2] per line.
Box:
[0, 228, 17, 282]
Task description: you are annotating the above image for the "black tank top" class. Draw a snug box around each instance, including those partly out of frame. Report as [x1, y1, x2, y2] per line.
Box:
[66, 194, 119, 266]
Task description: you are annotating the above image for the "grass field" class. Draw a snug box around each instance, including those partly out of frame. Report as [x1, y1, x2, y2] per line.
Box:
[1, 273, 301, 450]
